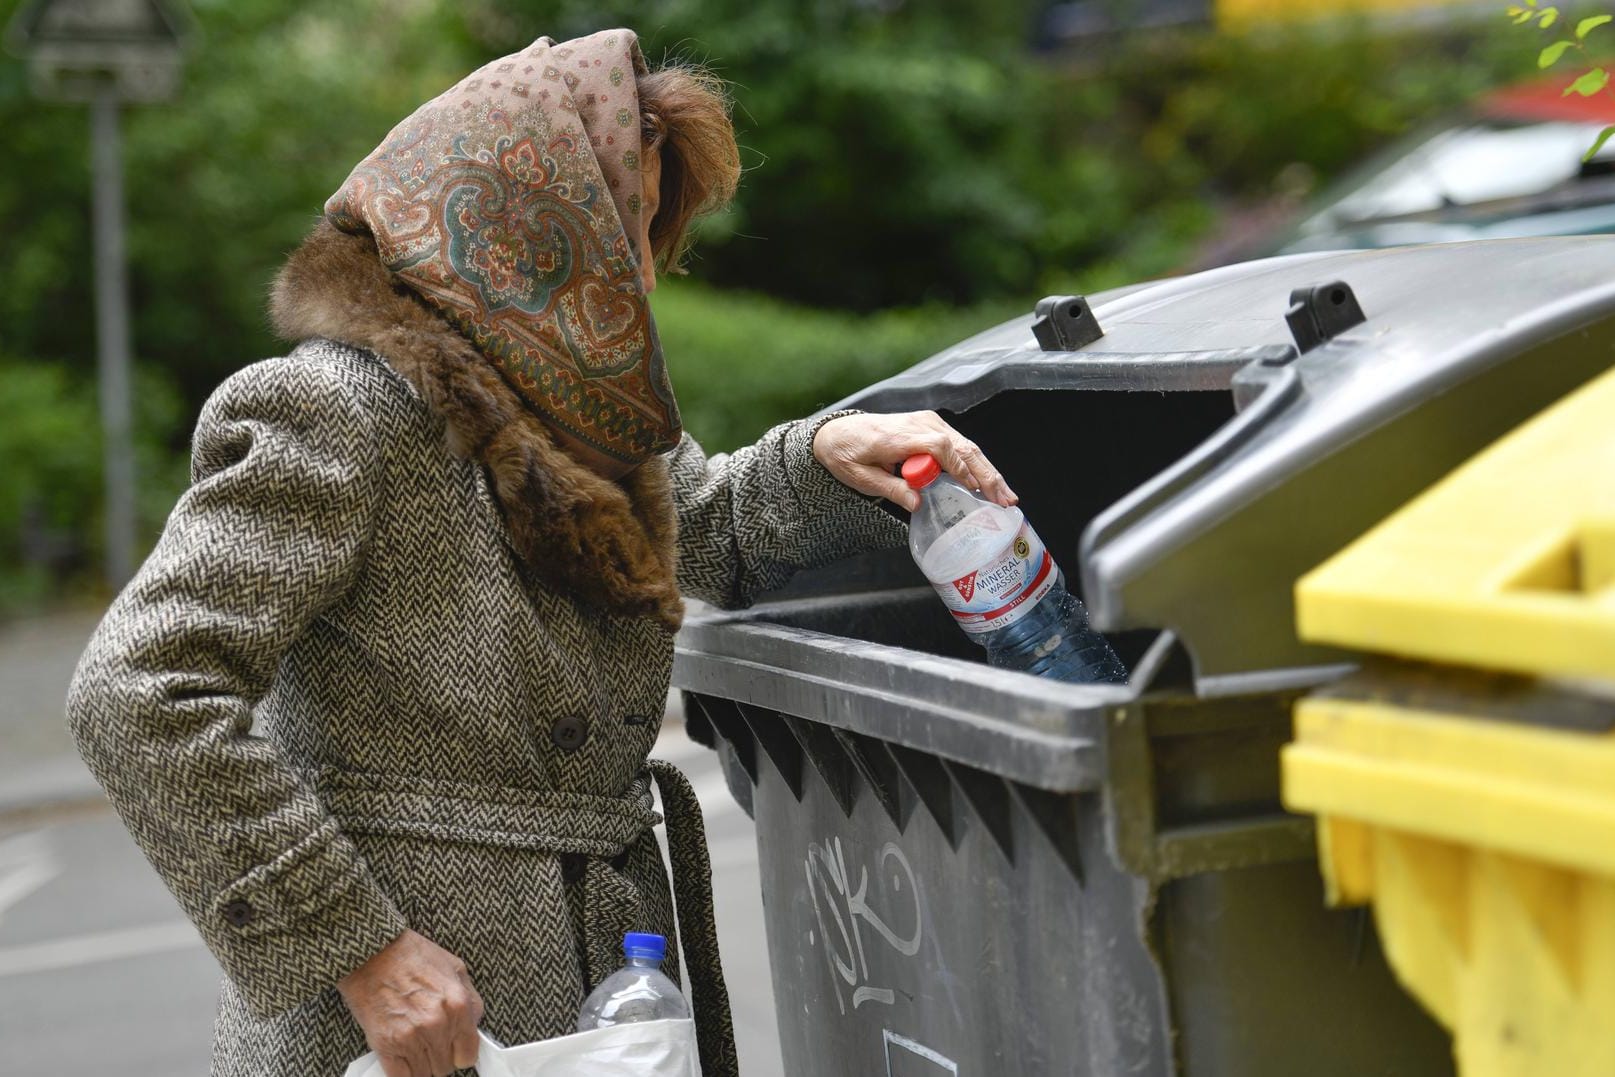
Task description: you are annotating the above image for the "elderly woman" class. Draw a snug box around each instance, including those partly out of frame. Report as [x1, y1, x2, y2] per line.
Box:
[66, 28, 1015, 1077]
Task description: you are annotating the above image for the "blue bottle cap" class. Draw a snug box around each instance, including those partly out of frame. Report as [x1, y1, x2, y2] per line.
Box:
[624, 932, 666, 962]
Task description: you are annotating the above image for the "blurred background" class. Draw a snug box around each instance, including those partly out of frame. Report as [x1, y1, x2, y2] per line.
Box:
[0, 1, 1607, 1074]
[0, 0, 1575, 616]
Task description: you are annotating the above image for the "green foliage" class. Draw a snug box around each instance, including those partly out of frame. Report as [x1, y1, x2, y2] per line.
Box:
[655, 280, 1018, 453]
[697, 41, 1046, 309]
[1567, 65, 1611, 93]
[1541, 39, 1577, 65]
[1508, 1, 1615, 159]
[487, 0, 1049, 308]
[0, 356, 187, 612]
[1587, 123, 1615, 157]
[0, 361, 97, 608]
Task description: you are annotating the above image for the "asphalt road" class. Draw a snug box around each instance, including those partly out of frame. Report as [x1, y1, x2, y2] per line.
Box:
[0, 726, 782, 1077]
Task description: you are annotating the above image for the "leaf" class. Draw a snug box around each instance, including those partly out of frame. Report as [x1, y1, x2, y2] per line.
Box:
[1540, 7, 1560, 27]
[1514, 9, 1536, 21]
[1526, 0, 1538, 8]
[1578, 14, 1613, 38]
[1565, 67, 1611, 95]
[1584, 124, 1615, 162]
[1506, 4, 1523, 13]
[1541, 40, 1576, 67]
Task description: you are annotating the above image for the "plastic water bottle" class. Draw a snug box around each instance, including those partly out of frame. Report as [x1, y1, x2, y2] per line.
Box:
[576, 932, 691, 1031]
[903, 453, 1127, 684]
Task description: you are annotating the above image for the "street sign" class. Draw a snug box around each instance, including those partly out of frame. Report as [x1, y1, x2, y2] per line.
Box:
[6, 0, 191, 102]
[5, 0, 194, 588]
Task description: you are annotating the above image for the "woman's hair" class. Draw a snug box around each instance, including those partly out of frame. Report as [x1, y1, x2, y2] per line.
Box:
[637, 62, 741, 274]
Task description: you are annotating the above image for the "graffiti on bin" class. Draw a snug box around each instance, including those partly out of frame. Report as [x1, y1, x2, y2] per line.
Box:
[804, 836, 923, 1014]
[883, 1029, 959, 1075]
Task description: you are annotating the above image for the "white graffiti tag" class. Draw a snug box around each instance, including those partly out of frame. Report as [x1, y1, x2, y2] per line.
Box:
[804, 837, 922, 1014]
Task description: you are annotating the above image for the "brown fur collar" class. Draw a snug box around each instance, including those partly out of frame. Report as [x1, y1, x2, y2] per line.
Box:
[269, 221, 683, 632]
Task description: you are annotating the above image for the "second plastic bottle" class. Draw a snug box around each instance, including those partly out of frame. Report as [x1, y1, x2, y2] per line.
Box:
[576, 932, 691, 1032]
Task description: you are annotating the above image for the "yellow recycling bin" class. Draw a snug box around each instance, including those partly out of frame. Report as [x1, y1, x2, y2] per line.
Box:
[1282, 361, 1615, 1077]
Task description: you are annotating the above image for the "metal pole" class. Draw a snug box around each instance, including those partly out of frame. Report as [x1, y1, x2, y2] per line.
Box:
[91, 81, 136, 589]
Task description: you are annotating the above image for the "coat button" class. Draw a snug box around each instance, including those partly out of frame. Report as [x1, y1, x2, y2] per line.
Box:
[560, 853, 586, 884]
[222, 900, 255, 928]
[551, 715, 590, 752]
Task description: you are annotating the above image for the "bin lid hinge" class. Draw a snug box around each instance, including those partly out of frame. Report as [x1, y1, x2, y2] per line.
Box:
[1032, 294, 1104, 352]
[1285, 280, 1366, 354]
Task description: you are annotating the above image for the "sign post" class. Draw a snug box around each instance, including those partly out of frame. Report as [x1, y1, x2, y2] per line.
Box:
[6, 0, 190, 590]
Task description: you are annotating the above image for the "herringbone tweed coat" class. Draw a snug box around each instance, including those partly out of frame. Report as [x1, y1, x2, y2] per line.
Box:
[66, 224, 907, 1076]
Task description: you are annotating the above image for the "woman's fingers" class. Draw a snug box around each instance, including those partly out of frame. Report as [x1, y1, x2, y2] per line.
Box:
[450, 974, 485, 1070]
[422, 1029, 457, 1077]
[911, 413, 1017, 506]
[451, 1029, 481, 1073]
[846, 461, 921, 511]
[942, 419, 1015, 505]
[811, 412, 1016, 509]
[338, 930, 485, 1077]
[945, 437, 1016, 506]
[377, 1052, 422, 1077]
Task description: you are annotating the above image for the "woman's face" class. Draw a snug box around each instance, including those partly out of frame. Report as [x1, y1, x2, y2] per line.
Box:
[637, 146, 662, 295]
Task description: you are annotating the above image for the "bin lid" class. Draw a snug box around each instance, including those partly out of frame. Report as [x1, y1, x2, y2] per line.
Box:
[834, 238, 1615, 685]
[1296, 361, 1615, 680]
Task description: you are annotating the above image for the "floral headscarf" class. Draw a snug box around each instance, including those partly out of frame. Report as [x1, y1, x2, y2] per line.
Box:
[326, 29, 680, 465]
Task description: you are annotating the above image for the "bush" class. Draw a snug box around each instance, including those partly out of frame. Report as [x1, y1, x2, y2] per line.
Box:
[654, 280, 1019, 452]
[484, 0, 1054, 308]
[0, 357, 188, 613]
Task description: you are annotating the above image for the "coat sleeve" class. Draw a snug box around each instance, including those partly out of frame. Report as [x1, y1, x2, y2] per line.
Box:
[668, 409, 910, 609]
[65, 353, 409, 1018]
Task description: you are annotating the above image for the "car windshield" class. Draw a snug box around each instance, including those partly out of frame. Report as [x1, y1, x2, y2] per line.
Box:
[1298, 120, 1615, 235]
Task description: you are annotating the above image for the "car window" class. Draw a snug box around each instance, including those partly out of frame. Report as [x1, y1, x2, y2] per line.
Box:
[1300, 120, 1615, 235]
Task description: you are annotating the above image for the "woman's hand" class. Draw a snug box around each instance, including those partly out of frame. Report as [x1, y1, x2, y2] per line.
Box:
[338, 929, 486, 1077]
[813, 411, 1018, 513]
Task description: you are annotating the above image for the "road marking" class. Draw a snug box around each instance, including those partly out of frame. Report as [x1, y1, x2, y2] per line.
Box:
[0, 832, 59, 927]
[0, 920, 202, 978]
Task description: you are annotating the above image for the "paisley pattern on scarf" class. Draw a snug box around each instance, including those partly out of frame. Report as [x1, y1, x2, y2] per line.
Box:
[325, 30, 681, 464]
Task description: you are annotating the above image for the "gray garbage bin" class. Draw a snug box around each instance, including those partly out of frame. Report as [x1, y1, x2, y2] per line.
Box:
[674, 238, 1615, 1077]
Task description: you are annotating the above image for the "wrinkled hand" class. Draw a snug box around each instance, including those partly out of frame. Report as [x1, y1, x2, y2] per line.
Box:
[338, 929, 485, 1077]
[813, 411, 1018, 512]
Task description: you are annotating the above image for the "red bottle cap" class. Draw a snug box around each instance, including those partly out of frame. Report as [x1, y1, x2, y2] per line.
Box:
[901, 453, 941, 490]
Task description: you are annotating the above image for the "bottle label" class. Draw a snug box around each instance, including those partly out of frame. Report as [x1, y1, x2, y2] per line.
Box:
[928, 517, 1058, 635]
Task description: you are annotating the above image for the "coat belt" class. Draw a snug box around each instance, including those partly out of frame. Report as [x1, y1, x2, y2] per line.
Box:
[308, 760, 739, 1077]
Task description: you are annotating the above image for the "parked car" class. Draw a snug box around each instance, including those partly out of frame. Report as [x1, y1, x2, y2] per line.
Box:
[1267, 77, 1615, 255]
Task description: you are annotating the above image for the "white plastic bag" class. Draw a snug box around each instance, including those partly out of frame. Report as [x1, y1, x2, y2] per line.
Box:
[341, 1019, 701, 1077]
